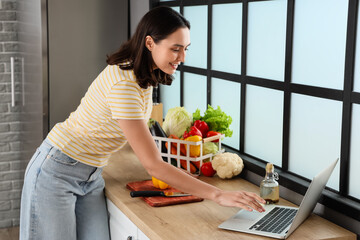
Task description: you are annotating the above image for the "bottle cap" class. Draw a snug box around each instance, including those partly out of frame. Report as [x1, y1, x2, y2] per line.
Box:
[266, 163, 274, 172]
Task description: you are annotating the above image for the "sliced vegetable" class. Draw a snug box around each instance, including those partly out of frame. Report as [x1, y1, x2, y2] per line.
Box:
[201, 162, 216, 177]
[183, 126, 202, 139]
[193, 120, 209, 137]
[152, 176, 169, 189]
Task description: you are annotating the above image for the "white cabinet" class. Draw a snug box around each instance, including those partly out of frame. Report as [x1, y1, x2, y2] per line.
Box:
[107, 199, 150, 240]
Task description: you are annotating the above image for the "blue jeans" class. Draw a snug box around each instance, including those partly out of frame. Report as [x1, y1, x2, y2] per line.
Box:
[20, 139, 110, 240]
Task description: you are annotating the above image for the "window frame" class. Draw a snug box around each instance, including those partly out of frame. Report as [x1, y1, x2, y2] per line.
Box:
[151, 0, 360, 222]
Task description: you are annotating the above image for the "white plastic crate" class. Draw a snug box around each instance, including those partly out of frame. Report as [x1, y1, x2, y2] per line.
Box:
[152, 134, 225, 175]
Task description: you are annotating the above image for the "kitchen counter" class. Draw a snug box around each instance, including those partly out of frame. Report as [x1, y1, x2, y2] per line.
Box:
[103, 143, 356, 240]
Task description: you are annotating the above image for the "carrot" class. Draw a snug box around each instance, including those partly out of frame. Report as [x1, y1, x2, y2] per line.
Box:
[168, 134, 187, 156]
[180, 160, 198, 174]
[164, 136, 198, 174]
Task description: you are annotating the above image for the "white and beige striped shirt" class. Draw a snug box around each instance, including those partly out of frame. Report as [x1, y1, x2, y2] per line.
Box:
[47, 65, 153, 167]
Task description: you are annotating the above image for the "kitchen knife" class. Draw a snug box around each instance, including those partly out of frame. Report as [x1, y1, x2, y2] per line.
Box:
[130, 190, 191, 198]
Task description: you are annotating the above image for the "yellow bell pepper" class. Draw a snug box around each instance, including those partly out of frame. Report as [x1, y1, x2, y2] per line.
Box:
[184, 135, 202, 157]
[152, 176, 169, 189]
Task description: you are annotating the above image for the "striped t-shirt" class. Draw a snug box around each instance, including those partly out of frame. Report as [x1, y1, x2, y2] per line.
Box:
[47, 65, 153, 167]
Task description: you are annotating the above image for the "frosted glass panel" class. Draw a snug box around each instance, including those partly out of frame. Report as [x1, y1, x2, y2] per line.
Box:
[289, 94, 342, 190]
[244, 86, 283, 166]
[349, 104, 360, 198]
[292, 0, 348, 89]
[160, 71, 181, 117]
[212, 3, 242, 74]
[183, 73, 207, 115]
[211, 78, 241, 149]
[171, 6, 180, 13]
[353, 2, 360, 92]
[247, 0, 287, 81]
[183, 6, 207, 69]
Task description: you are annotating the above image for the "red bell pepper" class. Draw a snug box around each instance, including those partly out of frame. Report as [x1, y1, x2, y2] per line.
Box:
[206, 130, 221, 142]
[183, 126, 202, 139]
[193, 120, 209, 137]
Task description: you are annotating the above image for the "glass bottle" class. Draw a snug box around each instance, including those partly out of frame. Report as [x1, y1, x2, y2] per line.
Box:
[260, 163, 279, 204]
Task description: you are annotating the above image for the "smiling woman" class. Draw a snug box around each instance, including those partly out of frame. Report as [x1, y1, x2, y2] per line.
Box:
[144, 28, 191, 74]
[20, 6, 266, 240]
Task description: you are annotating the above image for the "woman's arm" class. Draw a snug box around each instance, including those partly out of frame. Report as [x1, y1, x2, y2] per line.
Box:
[117, 119, 265, 212]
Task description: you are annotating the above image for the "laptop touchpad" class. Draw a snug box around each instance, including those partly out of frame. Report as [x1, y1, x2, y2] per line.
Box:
[233, 209, 266, 221]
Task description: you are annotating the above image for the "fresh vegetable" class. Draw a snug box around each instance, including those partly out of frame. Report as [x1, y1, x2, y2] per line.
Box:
[148, 118, 167, 138]
[165, 135, 198, 174]
[183, 126, 202, 139]
[202, 142, 219, 155]
[211, 152, 244, 179]
[193, 120, 209, 137]
[201, 162, 216, 177]
[166, 134, 186, 156]
[206, 130, 222, 142]
[184, 135, 202, 157]
[193, 105, 233, 137]
[180, 159, 198, 173]
[152, 176, 169, 189]
[148, 118, 167, 153]
[148, 119, 177, 167]
[163, 107, 193, 138]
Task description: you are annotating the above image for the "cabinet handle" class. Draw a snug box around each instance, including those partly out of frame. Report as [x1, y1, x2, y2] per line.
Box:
[10, 57, 15, 107]
[127, 236, 134, 240]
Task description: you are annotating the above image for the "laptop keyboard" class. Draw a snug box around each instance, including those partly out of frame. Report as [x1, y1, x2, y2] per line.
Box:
[249, 207, 298, 234]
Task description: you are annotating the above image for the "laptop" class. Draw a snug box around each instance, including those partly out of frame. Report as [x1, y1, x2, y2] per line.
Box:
[218, 158, 339, 239]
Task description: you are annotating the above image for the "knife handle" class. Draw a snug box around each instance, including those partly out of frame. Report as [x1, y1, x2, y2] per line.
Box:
[130, 191, 165, 197]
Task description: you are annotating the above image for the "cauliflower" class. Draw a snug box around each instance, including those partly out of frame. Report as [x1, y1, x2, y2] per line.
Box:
[212, 152, 244, 179]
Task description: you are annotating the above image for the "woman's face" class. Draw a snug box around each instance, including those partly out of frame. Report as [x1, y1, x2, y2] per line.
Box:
[145, 27, 191, 75]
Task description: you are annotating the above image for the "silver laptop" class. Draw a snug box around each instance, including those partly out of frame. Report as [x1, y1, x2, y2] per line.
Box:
[218, 158, 338, 239]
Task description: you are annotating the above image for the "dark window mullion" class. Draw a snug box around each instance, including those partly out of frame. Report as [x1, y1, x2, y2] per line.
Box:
[282, 0, 295, 171]
[352, 92, 360, 103]
[207, 3, 212, 106]
[240, 0, 248, 153]
[340, 0, 358, 196]
[180, 4, 184, 106]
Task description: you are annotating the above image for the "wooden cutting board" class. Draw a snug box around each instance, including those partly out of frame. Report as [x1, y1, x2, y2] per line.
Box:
[126, 180, 203, 207]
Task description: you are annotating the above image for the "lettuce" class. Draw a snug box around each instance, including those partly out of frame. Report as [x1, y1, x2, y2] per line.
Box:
[193, 105, 233, 137]
[163, 107, 193, 138]
[203, 142, 219, 155]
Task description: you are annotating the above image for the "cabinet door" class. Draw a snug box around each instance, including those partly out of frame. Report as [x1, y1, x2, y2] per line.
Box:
[137, 228, 150, 240]
[107, 199, 138, 240]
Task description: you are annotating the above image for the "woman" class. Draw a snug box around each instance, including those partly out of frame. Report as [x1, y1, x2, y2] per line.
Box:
[20, 6, 265, 240]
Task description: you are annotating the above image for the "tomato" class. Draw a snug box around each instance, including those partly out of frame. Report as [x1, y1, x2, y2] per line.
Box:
[206, 131, 221, 142]
[200, 162, 216, 177]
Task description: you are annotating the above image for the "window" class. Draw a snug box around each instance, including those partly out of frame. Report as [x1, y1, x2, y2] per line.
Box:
[151, 0, 360, 225]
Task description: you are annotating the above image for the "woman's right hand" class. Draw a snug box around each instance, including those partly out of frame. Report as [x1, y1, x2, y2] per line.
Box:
[212, 190, 266, 212]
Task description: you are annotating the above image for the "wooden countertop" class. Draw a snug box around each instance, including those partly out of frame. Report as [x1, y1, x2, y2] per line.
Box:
[103, 143, 356, 240]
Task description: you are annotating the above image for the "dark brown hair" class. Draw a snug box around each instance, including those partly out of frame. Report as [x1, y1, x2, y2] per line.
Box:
[106, 6, 190, 89]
